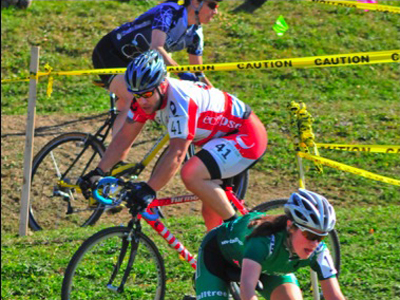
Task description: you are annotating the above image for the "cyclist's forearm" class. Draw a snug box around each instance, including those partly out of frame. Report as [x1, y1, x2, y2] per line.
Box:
[189, 54, 213, 87]
[320, 277, 346, 300]
[147, 148, 185, 191]
[98, 120, 144, 172]
[151, 30, 178, 66]
[240, 259, 260, 300]
[98, 140, 131, 172]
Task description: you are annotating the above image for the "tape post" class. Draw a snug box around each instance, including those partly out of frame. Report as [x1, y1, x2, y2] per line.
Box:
[317, 144, 400, 154]
[298, 152, 400, 186]
[305, 0, 400, 14]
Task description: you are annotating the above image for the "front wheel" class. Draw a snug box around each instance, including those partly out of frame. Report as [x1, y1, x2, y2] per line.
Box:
[61, 226, 166, 300]
[251, 199, 341, 300]
[29, 132, 106, 231]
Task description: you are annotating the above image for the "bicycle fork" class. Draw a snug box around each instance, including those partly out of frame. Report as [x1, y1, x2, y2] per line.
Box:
[106, 219, 141, 293]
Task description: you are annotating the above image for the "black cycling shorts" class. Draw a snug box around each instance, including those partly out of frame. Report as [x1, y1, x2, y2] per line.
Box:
[92, 33, 133, 88]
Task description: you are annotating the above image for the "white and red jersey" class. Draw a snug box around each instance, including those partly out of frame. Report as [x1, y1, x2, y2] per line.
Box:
[128, 78, 251, 146]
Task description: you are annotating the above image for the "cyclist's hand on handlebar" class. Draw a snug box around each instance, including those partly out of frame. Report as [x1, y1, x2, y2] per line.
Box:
[78, 167, 106, 199]
[177, 72, 199, 82]
[127, 182, 156, 212]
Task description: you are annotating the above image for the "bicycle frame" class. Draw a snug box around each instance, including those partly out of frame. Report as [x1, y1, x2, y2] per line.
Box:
[56, 131, 170, 193]
[95, 179, 250, 294]
[145, 189, 248, 267]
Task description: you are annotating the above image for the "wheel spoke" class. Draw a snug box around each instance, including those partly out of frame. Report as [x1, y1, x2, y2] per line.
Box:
[29, 133, 105, 230]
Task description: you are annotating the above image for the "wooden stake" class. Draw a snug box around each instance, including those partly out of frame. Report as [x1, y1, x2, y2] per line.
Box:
[19, 46, 40, 236]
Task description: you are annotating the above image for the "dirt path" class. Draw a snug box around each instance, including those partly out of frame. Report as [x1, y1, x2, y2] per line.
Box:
[1, 114, 293, 235]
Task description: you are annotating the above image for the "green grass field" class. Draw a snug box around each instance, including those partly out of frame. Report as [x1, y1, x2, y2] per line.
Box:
[2, 206, 400, 299]
[1, 0, 400, 299]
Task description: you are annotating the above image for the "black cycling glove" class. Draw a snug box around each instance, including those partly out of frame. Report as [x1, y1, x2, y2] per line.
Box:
[79, 167, 106, 199]
[127, 182, 156, 211]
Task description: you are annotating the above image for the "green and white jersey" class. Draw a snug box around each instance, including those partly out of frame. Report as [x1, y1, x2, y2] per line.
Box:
[216, 212, 337, 280]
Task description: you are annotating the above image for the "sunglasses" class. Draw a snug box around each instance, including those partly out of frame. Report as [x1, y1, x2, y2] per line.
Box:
[206, 1, 219, 10]
[295, 224, 327, 242]
[131, 90, 155, 99]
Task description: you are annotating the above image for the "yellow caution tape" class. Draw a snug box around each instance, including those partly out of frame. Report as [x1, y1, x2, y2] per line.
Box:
[305, 0, 400, 14]
[1, 78, 29, 83]
[317, 144, 400, 153]
[298, 152, 400, 186]
[44, 63, 54, 97]
[1, 50, 398, 82]
[167, 50, 399, 73]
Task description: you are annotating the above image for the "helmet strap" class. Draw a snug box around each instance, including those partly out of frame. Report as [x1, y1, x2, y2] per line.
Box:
[285, 225, 297, 258]
[191, 0, 204, 25]
[155, 86, 165, 111]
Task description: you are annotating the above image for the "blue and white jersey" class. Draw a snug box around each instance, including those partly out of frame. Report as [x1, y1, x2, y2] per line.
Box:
[110, 2, 203, 57]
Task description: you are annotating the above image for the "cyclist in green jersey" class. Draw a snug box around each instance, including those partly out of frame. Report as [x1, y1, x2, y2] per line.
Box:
[195, 189, 346, 300]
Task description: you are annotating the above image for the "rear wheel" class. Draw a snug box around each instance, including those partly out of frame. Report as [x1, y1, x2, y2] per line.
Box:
[29, 132, 106, 231]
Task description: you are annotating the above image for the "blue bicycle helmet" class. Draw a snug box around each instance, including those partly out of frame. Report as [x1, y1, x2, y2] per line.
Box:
[124, 50, 167, 93]
[284, 189, 336, 236]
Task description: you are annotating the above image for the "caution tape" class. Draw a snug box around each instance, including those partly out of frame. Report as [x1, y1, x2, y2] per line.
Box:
[1, 78, 29, 83]
[317, 144, 400, 154]
[1, 50, 398, 83]
[298, 152, 400, 186]
[305, 0, 400, 14]
[167, 50, 399, 73]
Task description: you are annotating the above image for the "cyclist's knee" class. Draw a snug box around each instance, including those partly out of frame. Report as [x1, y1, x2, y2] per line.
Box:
[270, 283, 302, 300]
[181, 157, 210, 189]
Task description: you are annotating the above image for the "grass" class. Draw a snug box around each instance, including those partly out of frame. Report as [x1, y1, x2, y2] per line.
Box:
[2, 205, 400, 299]
[1, 0, 399, 204]
[1, 1, 400, 299]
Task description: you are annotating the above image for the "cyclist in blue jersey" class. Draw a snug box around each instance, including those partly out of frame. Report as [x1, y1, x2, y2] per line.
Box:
[195, 189, 346, 300]
[92, 0, 221, 136]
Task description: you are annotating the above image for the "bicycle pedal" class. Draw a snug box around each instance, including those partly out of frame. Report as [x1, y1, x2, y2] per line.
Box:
[88, 197, 98, 208]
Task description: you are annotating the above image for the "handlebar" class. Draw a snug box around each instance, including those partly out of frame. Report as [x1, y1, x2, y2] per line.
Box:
[92, 177, 124, 205]
[92, 177, 159, 221]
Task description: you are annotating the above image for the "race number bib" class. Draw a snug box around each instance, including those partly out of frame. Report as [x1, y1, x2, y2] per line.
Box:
[168, 116, 189, 139]
[316, 248, 337, 279]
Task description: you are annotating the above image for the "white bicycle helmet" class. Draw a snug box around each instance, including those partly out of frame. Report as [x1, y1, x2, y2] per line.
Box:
[284, 189, 336, 236]
[124, 50, 167, 93]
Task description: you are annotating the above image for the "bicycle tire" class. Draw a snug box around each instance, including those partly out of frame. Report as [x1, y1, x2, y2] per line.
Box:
[29, 132, 106, 231]
[251, 199, 341, 299]
[62, 226, 166, 300]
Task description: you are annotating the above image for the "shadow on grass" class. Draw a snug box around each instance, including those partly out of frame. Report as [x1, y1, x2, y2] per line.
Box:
[232, 0, 269, 14]
[1, 113, 108, 138]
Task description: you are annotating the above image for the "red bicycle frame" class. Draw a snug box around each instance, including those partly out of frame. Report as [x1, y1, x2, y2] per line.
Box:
[141, 187, 249, 269]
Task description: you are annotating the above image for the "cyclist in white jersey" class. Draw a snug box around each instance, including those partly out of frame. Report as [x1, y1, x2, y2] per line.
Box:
[80, 50, 268, 231]
[92, 0, 221, 136]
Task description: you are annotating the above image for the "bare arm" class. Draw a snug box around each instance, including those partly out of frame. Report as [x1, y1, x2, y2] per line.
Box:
[240, 259, 261, 300]
[147, 138, 192, 191]
[151, 29, 212, 86]
[320, 277, 346, 300]
[98, 119, 145, 172]
[189, 54, 213, 87]
[151, 29, 179, 66]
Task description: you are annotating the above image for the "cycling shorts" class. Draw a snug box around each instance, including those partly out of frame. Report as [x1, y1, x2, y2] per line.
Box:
[196, 112, 267, 179]
[196, 229, 300, 300]
[92, 33, 137, 88]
